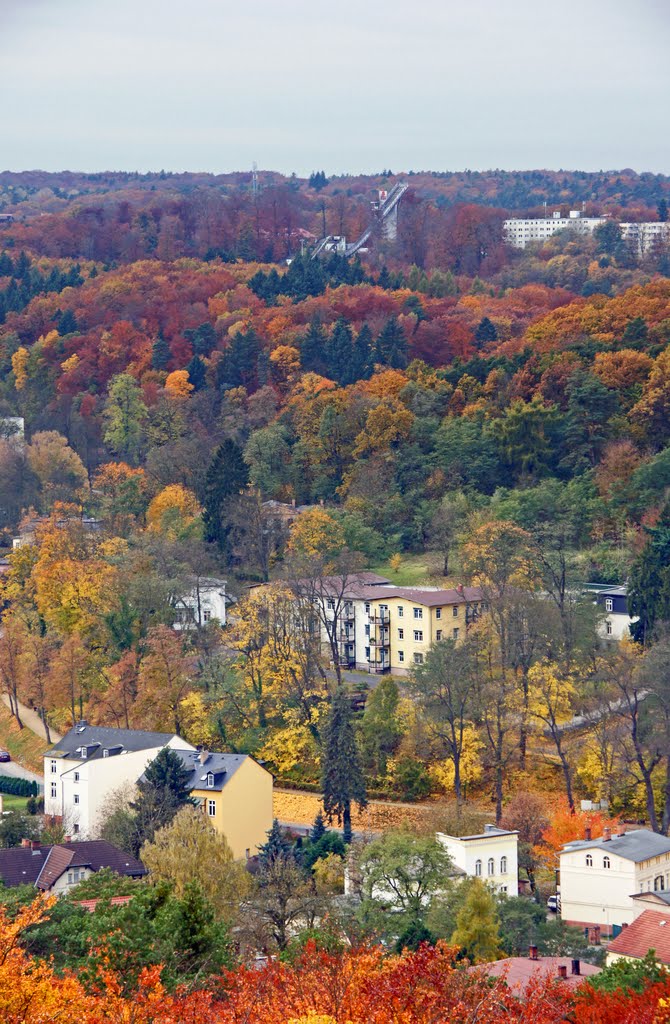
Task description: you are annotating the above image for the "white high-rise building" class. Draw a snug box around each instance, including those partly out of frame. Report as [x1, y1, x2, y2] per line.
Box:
[504, 210, 670, 253]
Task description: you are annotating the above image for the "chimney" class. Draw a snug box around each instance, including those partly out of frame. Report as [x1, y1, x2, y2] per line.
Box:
[584, 826, 592, 841]
[529, 945, 538, 961]
[603, 827, 611, 842]
[29, 840, 40, 850]
[457, 583, 464, 594]
[615, 823, 626, 838]
[63, 836, 71, 844]
[571, 959, 581, 976]
[557, 965, 568, 979]
[21, 838, 31, 848]
[199, 749, 209, 765]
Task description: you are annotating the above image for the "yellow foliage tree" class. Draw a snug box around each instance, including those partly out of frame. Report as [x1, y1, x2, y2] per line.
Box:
[287, 508, 346, 563]
[146, 483, 202, 539]
[11, 346, 29, 390]
[164, 369, 194, 398]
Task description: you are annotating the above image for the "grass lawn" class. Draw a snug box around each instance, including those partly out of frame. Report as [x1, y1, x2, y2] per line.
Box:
[0, 703, 46, 774]
[370, 553, 444, 588]
[0, 791, 31, 813]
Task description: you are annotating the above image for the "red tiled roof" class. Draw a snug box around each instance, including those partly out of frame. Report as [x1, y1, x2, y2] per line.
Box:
[473, 957, 600, 995]
[607, 911, 670, 964]
[76, 895, 134, 913]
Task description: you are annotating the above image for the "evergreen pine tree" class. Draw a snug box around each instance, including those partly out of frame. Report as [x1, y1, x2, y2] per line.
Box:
[57, 309, 79, 334]
[658, 198, 669, 223]
[378, 265, 391, 289]
[151, 331, 171, 371]
[474, 317, 498, 346]
[321, 686, 367, 844]
[186, 354, 207, 391]
[351, 324, 373, 381]
[629, 499, 670, 643]
[130, 747, 194, 854]
[374, 316, 408, 369]
[300, 317, 328, 374]
[218, 328, 260, 390]
[309, 811, 327, 844]
[203, 439, 249, 559]
[326, 318, 354, 384]
[257, 818, 293, 868]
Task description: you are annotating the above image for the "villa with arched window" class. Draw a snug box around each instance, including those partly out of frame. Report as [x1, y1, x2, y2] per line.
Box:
[437, 825, 519, 896]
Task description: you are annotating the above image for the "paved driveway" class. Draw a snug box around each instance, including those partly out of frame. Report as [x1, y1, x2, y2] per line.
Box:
[0, 760, 43, 788]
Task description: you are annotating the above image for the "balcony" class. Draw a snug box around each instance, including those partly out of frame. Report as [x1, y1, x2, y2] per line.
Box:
[369, 636, 390, 648]
[369, 613, 389, 625]
[367, 658, 390, 675]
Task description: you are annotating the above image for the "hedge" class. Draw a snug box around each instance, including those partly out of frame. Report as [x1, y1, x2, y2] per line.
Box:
[0, 776, 38, 798]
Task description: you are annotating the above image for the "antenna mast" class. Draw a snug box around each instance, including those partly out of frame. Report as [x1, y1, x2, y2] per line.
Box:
[252, 161, 259, 200]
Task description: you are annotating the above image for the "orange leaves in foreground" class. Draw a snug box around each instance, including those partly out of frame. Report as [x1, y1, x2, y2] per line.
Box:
[1, 898, 669, 1024]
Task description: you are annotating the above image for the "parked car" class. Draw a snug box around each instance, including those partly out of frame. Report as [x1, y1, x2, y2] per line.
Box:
[547, 895, 558, 912]
[0, 751, 10, 763]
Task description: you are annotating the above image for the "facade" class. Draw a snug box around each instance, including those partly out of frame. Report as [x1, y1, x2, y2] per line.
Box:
[170, 749, 274, 860]
[44, 724, 195, 837]
[559, 827, 670, 932]
[438, 825, 519, 896]
[584, 584, 638, 641]
[504, 212, 670, 253]
[0, 839, 145, 893]
[365, 585, 484, 674]
[173, 576, 227, 629]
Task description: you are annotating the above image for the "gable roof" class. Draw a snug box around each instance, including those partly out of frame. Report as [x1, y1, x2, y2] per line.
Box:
[168, 749, 266, 793]
[561, 829, 670, 863]
[0, 841, 146, 889]
[472, 957, 600, 995]
[46, 723, 184, 762]
[607, 910, 670, 964]
[631, 891, 670, 908]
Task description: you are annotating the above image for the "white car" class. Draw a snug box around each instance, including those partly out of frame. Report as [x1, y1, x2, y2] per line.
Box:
[547, 895, 559, 912]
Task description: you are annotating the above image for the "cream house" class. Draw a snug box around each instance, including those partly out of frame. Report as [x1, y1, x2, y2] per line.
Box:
[438, 825, 519, 896]
[559, 827, 670, 933]
[44, 724, 195, 837]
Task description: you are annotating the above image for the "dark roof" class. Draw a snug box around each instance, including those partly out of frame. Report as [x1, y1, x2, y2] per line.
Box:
[365, 585, 484, 607]
[607, 911, 670, 964]
[0, 841, 146, 889]
[46, 724, 181, 762]
[472, 957, 600, 994]
[161, 749, 255, 793]
[631, 891, 670, 907]
[561, 829, 670, 863]
[441, 826, 518, 842]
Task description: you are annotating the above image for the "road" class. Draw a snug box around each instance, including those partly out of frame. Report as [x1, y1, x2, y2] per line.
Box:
[0, 759, 43, 787]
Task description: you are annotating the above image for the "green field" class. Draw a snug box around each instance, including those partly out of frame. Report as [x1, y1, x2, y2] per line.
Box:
[0, 792, 31, 813]
[370, 553, 444, 588]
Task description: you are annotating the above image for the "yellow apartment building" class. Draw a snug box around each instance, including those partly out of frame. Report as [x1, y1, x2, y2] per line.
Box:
[173, 749, 273, 859]
[365, 586, 484, 674]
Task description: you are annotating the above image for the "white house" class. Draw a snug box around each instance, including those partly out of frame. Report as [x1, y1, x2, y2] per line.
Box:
[44, 723, 195, 837]
[558, 827, 670, 933]
[584, 584, 638, 641]
[438, 825, 519, 896]
[504, 212, 670, 254]
[173, 576, 227, 630]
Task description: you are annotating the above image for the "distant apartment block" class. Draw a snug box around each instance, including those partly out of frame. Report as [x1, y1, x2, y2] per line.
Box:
[504, 210, 670, 253]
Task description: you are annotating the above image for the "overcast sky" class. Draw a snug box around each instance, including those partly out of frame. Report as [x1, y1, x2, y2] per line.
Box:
[1, 0, 669, 176]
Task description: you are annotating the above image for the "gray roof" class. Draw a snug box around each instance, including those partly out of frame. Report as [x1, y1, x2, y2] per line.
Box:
[167, 749, 252, 792]
[47, 723, 181, 762]
[631, 891, 670, 906]
[561, 829, 670, 863]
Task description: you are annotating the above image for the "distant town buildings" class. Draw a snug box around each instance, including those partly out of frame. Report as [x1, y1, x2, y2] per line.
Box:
[504, 211, 670, 254]
[0, 839, 146, 892]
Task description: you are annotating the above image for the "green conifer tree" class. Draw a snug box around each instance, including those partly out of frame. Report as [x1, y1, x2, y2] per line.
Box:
[321, 687, 367, 844]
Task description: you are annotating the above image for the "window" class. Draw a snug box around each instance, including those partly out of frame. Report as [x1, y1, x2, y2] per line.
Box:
[365, 624, 370, 637]
[436, 630, 442, 641]
[413, 607, 423, 619]
[397, 650, 405, 663]
[327, 599, 335, 611]
[50, 760, 57, 775]
[397, 606, 404, 617]
[586, 854, 593, 867]
[208, 799, 216, 817]
[203, 609, 211, 623]
[73, 823, 79, 834]
[74, 794, 80, 805]
[398, 628, 404, 640]
[501, 885, 508, 894]
[606, 621, 613, 636]
[655, 875, 665, 891]
[435, 608, 441, 620]
[475, 859, 482, 877]
[453, 628, 460, 640]
[74, 771, 80, 782]
[50, 782, 57, 799]
[413, 653, 424, 665]
[488, 858, 495, 876]
[414, 630, 423, 642]
[365, 646, 370, 659]
[245, 848, 250, 860]
[605, 598, 613, 612]
[365, 603, 370, 614]
[207, 772, 215, 788]
[453, 606, 459, 617]
[500, 856, 507, 874]
[67, 868, 83, 885]
[603, 856, 610, 869]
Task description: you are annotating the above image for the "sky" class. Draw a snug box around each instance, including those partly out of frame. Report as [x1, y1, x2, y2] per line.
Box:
[1, 0, 669, 176]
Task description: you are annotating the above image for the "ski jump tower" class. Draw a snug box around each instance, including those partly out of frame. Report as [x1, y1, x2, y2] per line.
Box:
[311, 183, 409, 259]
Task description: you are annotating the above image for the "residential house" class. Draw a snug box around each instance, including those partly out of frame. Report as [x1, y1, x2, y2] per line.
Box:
[44, 723, 195, 837]
[559, 826, 670, 933]
[173, 576, 227, 629]
[365, 585, 484, 674]
[472, 952, 600, 994]
[0, 838, 145, 893]
[584, 583, 638, 641]
[169, 748, 273, 859]
[606, 910, 670, 967]
[438, 825, 519, 896]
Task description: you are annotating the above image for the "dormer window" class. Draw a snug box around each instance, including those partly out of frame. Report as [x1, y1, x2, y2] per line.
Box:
[206, 772, 215, 788]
